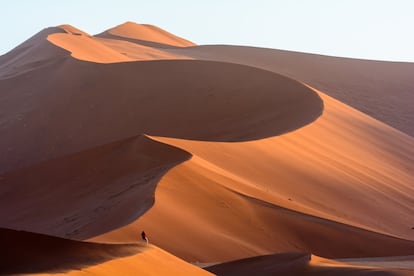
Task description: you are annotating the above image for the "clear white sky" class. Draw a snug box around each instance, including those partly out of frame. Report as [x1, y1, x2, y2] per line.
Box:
[2, 0, 414, 61]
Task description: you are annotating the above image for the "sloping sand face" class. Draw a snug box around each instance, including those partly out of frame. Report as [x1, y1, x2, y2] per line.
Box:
[95, 21, 196, 48]
[0, 135, 191, 239]
[94, 93, 414, 262]
[0, 58, 322, 175]
[47, 24, 191, 62]
[206, 253, 413, 276]
[0, 27, 323, 242]
[1, 22, 413, 275]
[167, 45, 414, 137]
[0, 228, 211, 276]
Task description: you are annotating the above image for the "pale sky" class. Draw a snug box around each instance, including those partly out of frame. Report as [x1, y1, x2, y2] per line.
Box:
[2, 0, 414, 61]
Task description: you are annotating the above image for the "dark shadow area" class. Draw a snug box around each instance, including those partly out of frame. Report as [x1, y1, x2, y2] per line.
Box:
[206, 253, 399, 276]
[0, 228, 142, 275]
[206, 252, 311, 275]
[0, 135, 191, 240]
[94, 32, 190, 49]
[304, 267, 402, 276]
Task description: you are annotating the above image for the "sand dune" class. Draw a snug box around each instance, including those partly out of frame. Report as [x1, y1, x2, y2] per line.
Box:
[338, 255, 414, 270]
[0, 228, 211, 275]
[0, 135, 190, 239]
[168, 45, 414, 137]
[0, 27, 69, 79]
[96, 21, 196, 48]
[48, 30, 132, 63]
[47, 24, 190, 62]
[1, 22, 413, 275]
[206, 253, 414, 275]
[94, 36, 190, 60]
[0, 57, 322, 174]
[94, 90, 414, 262]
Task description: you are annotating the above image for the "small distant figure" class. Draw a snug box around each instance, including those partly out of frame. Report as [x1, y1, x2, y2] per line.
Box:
[141, 230, 149, 244]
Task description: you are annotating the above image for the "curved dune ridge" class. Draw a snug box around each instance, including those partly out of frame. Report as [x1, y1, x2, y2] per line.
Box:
[0, 27, 69, 79]
[96, 21, 196, 48]
[0, 22, 413, 275]
[167, 45, 414, 137]
[0, 135, 191, 239]
[0, 58, 323, 174]
[95, 89, 414, 262]
[0, 228, 211, 275]
[47, 24, 191, 63]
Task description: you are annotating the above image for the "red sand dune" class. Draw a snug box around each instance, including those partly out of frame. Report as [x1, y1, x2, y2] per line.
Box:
[0, 58, 322, 174]
[0, 228, 211, 275]
[206, 253, 414, 275]
[0, 135, 190, 239]
[96, 21, 196, 48]
[168, 45, 414, 137]
[0, 22, 413, 275]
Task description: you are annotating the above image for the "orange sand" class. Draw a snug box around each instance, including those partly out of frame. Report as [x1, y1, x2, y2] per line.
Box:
[0, 21, 413, 275]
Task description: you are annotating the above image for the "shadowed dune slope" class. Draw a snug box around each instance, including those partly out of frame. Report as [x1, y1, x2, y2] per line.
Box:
[0, 27, 69, 79]
[206, 253, 414, 276]
[0, 135, 191, 239]
[0, 228, 138, 274]
[206, 253, 312, 276]
[168, 45, 414, 136]
[93, 36, 191, 61]
[95, 21, 196, 48]
[0, 228, 211, 276]
[0, 58, 322, 174]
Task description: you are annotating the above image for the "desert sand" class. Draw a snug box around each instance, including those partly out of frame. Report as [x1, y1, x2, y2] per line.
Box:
[0, 228, 211, 275]
[0, 21, 413, 275]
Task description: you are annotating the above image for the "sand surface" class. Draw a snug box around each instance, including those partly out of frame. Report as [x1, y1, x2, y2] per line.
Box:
[167, 45, 414, 137]
[0, 21, 413, 275]
[0, 228, 211, 275]
[206, 253, 414, 275]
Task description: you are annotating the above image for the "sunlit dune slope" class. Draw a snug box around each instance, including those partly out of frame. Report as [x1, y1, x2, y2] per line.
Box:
[168, 45, 414, 137]
[0, 23, 189, 72]
[47, 31, 132, 63]
[47, 24, 189, 62]
[0, 228, 211, 276]
[95, 21, 196, 48]
[94, 91, 414, 262]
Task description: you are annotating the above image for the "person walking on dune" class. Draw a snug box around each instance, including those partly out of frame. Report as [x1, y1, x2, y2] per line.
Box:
[141, 230, 149, 244]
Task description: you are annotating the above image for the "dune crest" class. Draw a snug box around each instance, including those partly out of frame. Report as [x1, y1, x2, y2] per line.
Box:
[47, 32, 132, 63]
[0, 228, 211, 275]
[0, 59, 322, 175]
[96, 21, 196, 48]
[168, 45, 414, 137]
[47, 24, 190, 63]
[1, 22, 414, 275]
[0, 135, 191, 239]
[94, 90, 414, 262]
